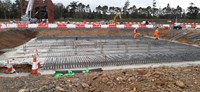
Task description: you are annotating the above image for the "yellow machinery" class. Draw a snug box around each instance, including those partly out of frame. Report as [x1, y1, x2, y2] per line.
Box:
[109, 13, 122, 24]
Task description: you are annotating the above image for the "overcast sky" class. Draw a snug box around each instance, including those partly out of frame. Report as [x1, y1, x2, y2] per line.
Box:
[9, 0, 200, 10]
[51, 0, 200, 10]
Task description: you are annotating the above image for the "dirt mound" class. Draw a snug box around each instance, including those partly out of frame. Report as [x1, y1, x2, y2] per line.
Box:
[37, 29, 132, 37]
[194, 41, 200, 45]
[0, 30, 37, 49]
[0, 66, 200, 92]
[177, 37, 192, 43]
[0, 51, 4, 55]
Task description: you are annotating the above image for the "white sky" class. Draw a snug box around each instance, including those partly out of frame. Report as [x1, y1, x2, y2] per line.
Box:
[52, 0, 200, 10]
[10, 0, 200, 10]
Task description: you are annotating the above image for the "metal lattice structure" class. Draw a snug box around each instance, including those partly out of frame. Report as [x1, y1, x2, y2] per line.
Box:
[18, 36, 200, 70]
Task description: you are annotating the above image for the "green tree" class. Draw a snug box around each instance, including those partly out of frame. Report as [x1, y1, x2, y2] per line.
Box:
[69, 1, 78, 18]
[95, 5, 102, 19]
[145, 6, 152, 18]
[123, 0, 130, 18]
[54, 3, 65, 19]
[187, 3, 199, 19]
[123, 0, 130, 13]
[101, 5, 108, 19]
[1, 0, 12, 19]
[9, 0, 20, 19]
[173, 5, 182, 18]
[63, 6, 70, 19]
[162, 3, 173, 19]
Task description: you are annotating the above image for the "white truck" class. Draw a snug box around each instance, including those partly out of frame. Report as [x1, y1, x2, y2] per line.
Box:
[173, 23, 182, 30]
[141, 21, 150, 25]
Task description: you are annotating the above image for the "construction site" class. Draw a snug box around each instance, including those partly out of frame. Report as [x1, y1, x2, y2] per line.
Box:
[1, 0, 200, 92]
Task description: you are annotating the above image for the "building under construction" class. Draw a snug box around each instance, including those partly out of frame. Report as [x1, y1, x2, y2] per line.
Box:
[20, 0, 54, 23]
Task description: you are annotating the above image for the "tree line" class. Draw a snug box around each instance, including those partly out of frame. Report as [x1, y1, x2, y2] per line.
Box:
[0, 0, 20, 19]
[0, 0, 200, 20]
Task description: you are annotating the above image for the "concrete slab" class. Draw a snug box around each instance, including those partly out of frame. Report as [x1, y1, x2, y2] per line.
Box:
[1, 36, 200, 71]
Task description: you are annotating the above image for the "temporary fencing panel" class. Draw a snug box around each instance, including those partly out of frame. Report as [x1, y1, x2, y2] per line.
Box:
[109, 24, 117, 28]
[18, 24, 28, 28]
[7, 24, 17, 28]
[125, 24, 133, 28]
[76, 24, 85, 28]
[28, 24, 38, 28]
[101, 25, 109, 28]
[92, 24, 101, 28]
[67, 24, 76, 28]
[85, 24, 92, 28]
[132, 24, 139, 28]
[116, 25, 125, 29]
[48, 24, 57, 28]
[38, 24, 48, 28]
[57, 23, 67, 28]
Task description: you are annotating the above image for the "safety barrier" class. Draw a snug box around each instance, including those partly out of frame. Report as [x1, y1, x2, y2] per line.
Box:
[196, 25, 200, 29]
[0, 24, 7, 29]
[0, 23, 200, 29]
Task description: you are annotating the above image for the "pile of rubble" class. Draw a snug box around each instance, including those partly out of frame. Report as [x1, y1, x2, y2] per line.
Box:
[0, 66, 200, 92]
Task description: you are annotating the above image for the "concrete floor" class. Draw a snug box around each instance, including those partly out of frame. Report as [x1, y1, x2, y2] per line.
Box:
[1, 35, 200, 70]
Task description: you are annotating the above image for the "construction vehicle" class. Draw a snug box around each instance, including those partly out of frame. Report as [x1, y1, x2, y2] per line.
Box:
[21, 0, 36, 23]
[173, 17, 182, 30]
[141, 21, 150, 25]
[109, 13, 122, 24]
[20, 0, 54, 23]
[173, 23, 182, 30]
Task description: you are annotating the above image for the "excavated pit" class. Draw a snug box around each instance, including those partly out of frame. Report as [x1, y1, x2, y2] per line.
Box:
[1, 29, 200, 72]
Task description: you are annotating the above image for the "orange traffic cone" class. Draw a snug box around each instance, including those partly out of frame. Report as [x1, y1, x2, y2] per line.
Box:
[31, 55, 38, 75]
[6, 64, 16, 74]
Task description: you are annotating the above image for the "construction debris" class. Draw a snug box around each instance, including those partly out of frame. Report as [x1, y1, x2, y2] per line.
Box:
[0, 66, 200, 92]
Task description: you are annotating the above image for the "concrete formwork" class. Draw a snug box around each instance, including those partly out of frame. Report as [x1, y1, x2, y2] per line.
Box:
[1, 36, 200, 70]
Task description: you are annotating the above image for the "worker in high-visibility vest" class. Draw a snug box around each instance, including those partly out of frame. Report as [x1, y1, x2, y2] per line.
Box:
[154, 27, 159, 40]
[133, 28, 140, 39]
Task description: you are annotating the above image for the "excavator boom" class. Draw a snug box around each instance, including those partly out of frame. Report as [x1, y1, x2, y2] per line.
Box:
[110, 13, 122, 24]
[21, 0, 36, 23]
